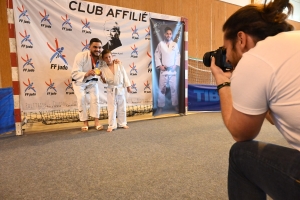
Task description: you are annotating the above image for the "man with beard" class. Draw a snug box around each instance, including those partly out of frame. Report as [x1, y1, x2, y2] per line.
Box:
[71, 38, 105, 132]
[210, 0, 300, 199]
[154, 27, 180, 114]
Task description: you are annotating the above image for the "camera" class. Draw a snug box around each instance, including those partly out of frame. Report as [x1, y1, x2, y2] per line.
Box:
[203, 47, 233, 72]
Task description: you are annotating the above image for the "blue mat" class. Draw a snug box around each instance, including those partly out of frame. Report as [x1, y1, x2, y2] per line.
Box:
[0, 87, 15, 134]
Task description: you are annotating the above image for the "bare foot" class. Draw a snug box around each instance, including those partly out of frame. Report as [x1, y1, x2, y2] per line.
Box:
[82, 121, 89, 132]
[95, 125, 103, 131]
[107, 127, 113, 132]
[94, 118, 100, 127]
[122, 125, 129, 129]
[81, 126, 89, 132]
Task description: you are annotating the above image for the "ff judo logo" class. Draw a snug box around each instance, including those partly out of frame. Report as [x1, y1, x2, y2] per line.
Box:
[145, 27, 150, 40]
[61, 14, 72, 31]
[64, 79, 74, 95]
[45, 79, 57, 95]
[47, 38, 69, 68]
[19, 30, 33, 48]
[23, 78, 36, 96]
[81, 18, 92, 34]
[131, 44, 138, 58]
[39, 9, 52, 28]
[21, 54, 35, 72]
[129, 63, 138, 76]
[144, 80, 151, 93]
[131, 80, 138, 93]
[147, 52, 152, 73]
[81, 39, 90, 51]
[17, 5, 30, 24]
[131, 25, 139, 39]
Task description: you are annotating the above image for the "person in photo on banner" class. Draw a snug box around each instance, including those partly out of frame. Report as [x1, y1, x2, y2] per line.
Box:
[99, 49, 132, 132]
[154, 27, 180, 114]
[102, 19, 122, 51]
[209, 0, 300, 199]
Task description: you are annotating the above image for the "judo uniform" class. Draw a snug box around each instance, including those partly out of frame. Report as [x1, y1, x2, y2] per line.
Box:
[101, 63, 131, 129]
[154, 40, 180, 108]
[71, 51, 104, 121]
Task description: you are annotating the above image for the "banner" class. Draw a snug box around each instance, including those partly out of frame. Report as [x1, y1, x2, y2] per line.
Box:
[149, 18, 184, 116]
[188, 84, 220, 112]
[13, 0, 181, 112]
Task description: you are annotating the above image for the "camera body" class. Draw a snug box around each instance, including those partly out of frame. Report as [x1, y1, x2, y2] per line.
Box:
[203, 47, 233, 72]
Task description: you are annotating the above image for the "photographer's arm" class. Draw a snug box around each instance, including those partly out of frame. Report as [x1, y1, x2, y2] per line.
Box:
[211, 57, 266, 142]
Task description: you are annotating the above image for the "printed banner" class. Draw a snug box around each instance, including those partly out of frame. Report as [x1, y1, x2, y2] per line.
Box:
[13, 0, 181, 112]
[149, 18, 184, 116]
[188, 84, 220, 112]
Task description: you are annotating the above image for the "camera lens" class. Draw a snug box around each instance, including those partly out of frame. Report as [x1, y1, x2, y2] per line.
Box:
[203, 52, 212, 67]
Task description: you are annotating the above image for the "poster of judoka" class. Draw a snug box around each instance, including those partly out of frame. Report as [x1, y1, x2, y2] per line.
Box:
[150, 18, 185, 116]
[12, 0, 181, 113]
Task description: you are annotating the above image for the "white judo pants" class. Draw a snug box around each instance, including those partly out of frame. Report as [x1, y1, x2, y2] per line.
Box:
[158, 70, 178, 108]
[73, 81, 100, 121]
[107, 87, 127, 129]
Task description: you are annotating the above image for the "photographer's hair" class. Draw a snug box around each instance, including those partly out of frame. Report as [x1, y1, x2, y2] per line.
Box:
[165, 26, 173, 33]
[89, 38, 102, 46]
[101, 49, 112, 58]
[223, 0, 294, 45]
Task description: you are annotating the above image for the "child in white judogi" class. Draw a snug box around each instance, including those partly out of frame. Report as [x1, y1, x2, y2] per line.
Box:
[99, 49, 132, 132]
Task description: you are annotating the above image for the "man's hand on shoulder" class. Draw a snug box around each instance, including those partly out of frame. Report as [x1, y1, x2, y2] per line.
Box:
[127, 86, 132, 93]
[113, 59, 121, 65]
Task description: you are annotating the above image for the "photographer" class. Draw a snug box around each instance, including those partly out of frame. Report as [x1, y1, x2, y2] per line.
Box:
[209, 0, 300, 199]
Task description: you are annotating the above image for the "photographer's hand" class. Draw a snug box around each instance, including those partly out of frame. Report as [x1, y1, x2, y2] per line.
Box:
[210, 57, 231, 85]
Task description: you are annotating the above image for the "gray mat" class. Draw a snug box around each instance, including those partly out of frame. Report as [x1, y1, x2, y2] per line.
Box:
[0, 113, 289, 200]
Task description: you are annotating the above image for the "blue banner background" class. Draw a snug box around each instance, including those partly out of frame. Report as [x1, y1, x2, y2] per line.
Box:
[188, 84, 220, 111]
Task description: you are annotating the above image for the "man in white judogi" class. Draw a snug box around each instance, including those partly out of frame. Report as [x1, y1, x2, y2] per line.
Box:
[155, 26, 181, 113]
[71, 38, 105, 131]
